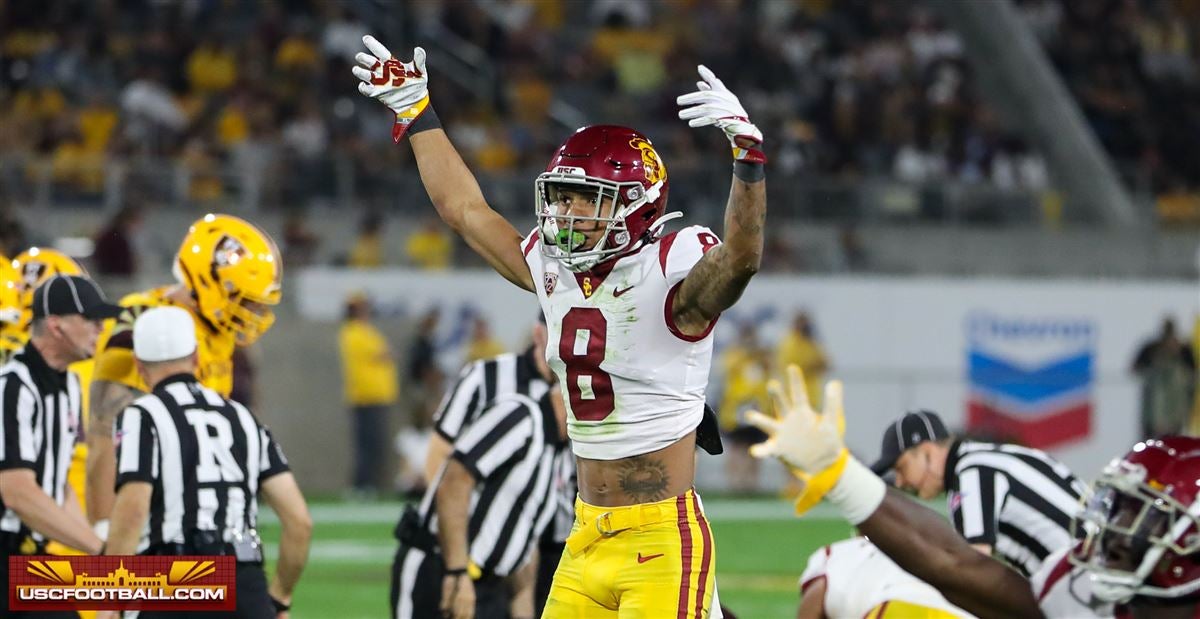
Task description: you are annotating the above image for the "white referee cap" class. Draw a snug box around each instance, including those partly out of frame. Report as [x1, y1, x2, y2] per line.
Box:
[134, 306, 197, 362]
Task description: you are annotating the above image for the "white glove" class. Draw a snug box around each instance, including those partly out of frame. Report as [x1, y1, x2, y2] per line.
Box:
[676, 65, 766, 163]
[352, 35, 432, 142]
[747, 365, 885, 524]
[746, 365, 844, 473]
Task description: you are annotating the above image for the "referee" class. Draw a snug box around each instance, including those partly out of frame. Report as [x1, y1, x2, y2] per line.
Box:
[424, 319, 552, 481]
[869, 410, 1087, 577]
[104, 307, 312, 618]
[0, 275, 114, 618]
[423, 318, 573, 616]
[391, 377, 570, 619]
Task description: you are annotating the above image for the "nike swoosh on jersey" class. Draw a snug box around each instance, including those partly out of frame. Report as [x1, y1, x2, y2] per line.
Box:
[637, 552, 664, 564]
[613, 285, 635, 298]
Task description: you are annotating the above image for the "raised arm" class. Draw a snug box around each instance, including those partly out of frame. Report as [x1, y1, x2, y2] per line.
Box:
[673, 175, 765, 330]
[409, 130, 532, 291]
[353, 37, 534, 292]
[672, 67, 766, 333]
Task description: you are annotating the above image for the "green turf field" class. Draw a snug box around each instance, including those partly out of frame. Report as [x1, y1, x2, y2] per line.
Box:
[258, 498, 858, 619]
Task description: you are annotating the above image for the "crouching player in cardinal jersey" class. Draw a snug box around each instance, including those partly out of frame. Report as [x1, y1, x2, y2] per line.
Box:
[748, 365, 1200, 619]
[354, 35, 768, 618]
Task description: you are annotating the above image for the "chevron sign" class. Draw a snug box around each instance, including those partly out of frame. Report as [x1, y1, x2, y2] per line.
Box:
[965, 312, 1095, 449]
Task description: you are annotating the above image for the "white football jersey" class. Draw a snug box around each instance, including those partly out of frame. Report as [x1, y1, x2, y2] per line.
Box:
[800, 538, 977, 618]
[1029, 545, 1114, 618]
[523, 225, 720, 460]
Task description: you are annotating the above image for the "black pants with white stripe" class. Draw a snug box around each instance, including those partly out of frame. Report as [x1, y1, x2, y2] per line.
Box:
[390, 543, 510, 619]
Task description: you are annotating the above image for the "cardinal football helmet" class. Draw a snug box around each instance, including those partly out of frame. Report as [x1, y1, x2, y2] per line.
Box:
[11, 247, 86, 330]
[1071, 436, 1200, 602]
[173, 214, 282, 345]
[535, 125, 675, 272]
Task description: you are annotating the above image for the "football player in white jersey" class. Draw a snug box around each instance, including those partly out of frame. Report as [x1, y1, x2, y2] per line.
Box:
[748, 366, 1200, 619]
[799, 537, 977, 619]
[355, 37, 766, 618]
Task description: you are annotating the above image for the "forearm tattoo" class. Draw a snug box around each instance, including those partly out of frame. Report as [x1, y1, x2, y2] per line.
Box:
[88, 382, 142, 438]
[678, 178, 766, 320]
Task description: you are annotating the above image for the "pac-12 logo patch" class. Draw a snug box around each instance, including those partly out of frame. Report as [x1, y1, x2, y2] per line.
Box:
[544, 272, 558, 295]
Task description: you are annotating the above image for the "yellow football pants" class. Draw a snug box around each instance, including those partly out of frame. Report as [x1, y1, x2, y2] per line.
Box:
[865, 600, 967, 618]
[543, 488, 716, 619]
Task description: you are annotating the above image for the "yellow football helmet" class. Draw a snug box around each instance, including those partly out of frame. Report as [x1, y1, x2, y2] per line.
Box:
[0, 255, 20, 325]
[11, 247, 86, 331]
[173, 214, 282, 345]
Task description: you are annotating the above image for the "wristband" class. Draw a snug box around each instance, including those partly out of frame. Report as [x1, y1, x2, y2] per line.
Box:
[270, 596, 290, 612]
[444, 567, 468, 577]
[824, 455, 887, 525]
[733, 161, 765, 182]
[391, 95, 436, 143]
[405, 105, 441, 138]
[792, 449, 849, 516]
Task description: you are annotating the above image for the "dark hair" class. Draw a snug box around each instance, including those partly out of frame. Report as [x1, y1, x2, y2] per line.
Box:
[344, 296, 369, 321]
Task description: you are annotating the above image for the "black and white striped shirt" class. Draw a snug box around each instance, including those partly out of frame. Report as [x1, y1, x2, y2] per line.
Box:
[433, 350, 550, 442]
[113, 373, 289, 552]
[434, 349, 574, 544]
[415, 392, 569, 577]
[0, 344, 81, 545]
[944, 439, 1088, 577]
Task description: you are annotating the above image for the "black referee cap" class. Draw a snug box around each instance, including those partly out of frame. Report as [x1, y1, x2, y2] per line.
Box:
[870, 410, 949, 475]
[31, 275, 123, 321]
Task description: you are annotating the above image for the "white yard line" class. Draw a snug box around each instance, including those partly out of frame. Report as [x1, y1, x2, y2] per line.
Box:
[264, 540, 396, 563]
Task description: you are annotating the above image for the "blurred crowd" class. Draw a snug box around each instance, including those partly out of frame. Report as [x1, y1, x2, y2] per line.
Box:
[1018, 0, 1200, 210]
[2, 0, 1197, 218]
[0, 0, 1058, 209]
[0, 0, 398, 208]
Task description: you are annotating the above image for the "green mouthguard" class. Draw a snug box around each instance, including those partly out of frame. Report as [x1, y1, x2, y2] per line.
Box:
[556, 229, 586, 251]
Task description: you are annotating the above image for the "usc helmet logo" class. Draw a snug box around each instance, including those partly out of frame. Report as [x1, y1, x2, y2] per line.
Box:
[629, 138, 666, 185]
